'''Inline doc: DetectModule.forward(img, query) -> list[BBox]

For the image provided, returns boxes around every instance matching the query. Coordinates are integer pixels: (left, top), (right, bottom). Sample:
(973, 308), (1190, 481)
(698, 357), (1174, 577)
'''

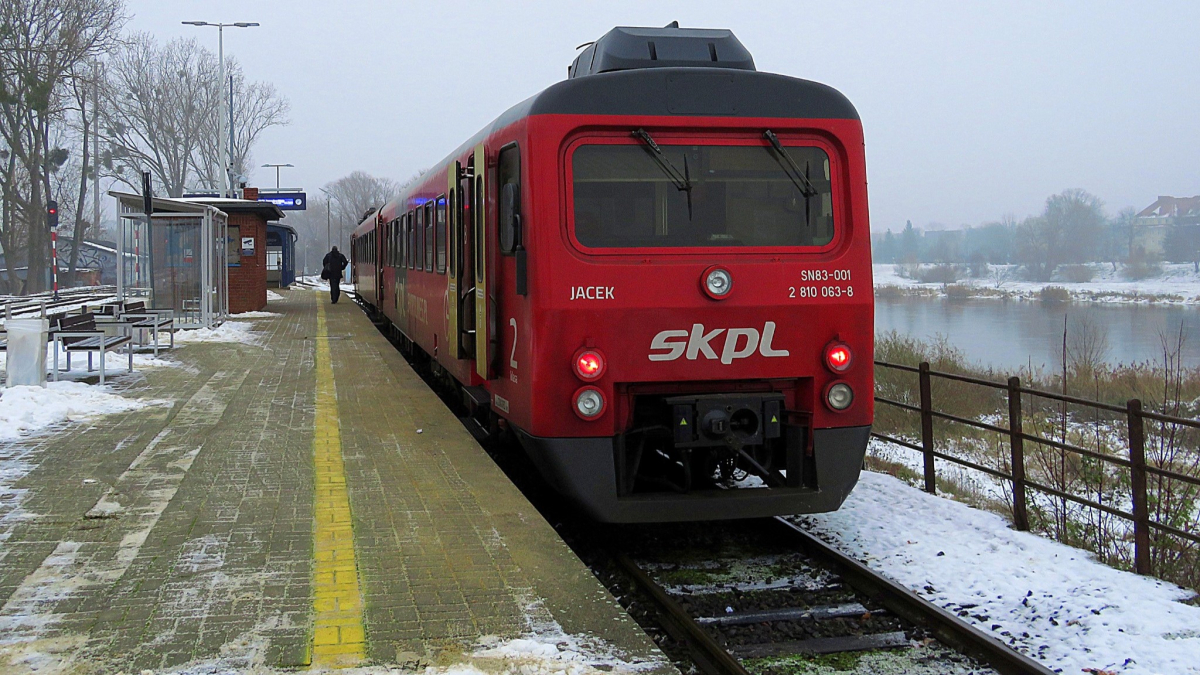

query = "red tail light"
(573, 348), (606, 381)
(825, 342), (852, 372)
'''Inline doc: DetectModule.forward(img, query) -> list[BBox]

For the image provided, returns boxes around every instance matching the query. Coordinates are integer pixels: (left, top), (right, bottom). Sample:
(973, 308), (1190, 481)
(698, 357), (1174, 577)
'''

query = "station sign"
(258, 191), (307, 211)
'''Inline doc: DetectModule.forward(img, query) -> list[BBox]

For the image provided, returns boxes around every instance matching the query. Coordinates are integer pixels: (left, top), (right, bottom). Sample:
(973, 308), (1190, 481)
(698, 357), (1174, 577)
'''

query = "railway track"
(605, 518), (1055, 675)
(1, 285), (118, 319)
(362, 299), (1056, 675)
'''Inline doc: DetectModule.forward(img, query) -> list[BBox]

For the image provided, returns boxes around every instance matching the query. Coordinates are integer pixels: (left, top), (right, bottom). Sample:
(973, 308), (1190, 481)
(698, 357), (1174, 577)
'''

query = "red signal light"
(825, 342), (852, 372)
(573, 348), (606, 381)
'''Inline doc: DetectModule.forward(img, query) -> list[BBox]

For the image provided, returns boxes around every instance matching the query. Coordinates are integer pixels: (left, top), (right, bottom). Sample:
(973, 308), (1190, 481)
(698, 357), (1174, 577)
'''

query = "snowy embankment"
(874, 263), (1200, 304)
(799, 470), (1200, 675)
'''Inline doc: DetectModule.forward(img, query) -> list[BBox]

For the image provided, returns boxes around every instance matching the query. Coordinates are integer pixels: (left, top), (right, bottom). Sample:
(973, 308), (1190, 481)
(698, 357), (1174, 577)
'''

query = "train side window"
(407, 211), (415, 269)
(417, 206), (426, 272)
(424, 203), (434, 272)
(497, 144), (521, 255)
(435, 195), (447, 274)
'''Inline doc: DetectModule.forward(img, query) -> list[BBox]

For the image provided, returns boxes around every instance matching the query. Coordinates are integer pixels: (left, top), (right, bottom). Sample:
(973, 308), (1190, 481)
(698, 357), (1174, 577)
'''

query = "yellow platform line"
(310, 299), (366, 668)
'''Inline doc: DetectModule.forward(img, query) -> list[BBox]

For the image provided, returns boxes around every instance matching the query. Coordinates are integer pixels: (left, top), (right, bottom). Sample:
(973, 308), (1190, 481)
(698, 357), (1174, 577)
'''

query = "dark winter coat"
(321, 250), (348, 280)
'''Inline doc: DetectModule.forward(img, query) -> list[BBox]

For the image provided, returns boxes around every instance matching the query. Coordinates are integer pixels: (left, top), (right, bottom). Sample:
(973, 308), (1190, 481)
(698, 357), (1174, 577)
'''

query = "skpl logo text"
(649, 322), (789, 364)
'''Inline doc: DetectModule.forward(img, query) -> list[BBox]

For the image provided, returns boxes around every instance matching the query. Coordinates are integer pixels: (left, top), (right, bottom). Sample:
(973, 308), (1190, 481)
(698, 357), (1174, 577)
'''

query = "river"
(875, 296), (1200, 371)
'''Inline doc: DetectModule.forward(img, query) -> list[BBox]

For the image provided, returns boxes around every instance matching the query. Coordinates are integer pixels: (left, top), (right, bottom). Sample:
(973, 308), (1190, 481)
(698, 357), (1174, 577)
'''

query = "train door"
(375, 215), (384, 303)
(378, 218), (389, 309)
(446, 164), (461, 359)
(472, 143), (490, 379)
(457, 157), (477, 360)
(495, 143), (522, 379)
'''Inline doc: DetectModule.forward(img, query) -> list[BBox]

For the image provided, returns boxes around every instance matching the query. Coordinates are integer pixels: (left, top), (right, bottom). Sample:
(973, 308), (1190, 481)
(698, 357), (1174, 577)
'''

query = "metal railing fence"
(872, 360), (1200, 578)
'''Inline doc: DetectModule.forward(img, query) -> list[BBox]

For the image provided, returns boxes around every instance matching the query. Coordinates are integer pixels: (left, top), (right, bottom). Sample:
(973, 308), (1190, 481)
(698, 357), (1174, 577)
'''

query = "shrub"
(1123, 247), (1161, 278)
(968, 252), (989, 278)
(1060, 264), (1095, 283)
(944, 284), (973, 300)
(1039, 286), (1071, 303)
(874, 285), (904, 299)
(916, 263), (960, 284)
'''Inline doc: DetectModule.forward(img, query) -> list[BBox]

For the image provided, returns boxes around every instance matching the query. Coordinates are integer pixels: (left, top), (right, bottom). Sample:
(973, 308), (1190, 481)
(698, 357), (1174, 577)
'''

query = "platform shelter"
(112, 191), (229, 328)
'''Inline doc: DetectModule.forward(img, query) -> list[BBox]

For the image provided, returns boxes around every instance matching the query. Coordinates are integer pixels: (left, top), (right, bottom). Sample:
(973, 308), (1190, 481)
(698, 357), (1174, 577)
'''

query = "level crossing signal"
(47, 200), (58, 229)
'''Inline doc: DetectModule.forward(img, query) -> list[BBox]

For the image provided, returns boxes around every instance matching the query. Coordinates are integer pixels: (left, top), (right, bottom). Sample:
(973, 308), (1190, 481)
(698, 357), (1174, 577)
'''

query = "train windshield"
(572, 143), (834, 249)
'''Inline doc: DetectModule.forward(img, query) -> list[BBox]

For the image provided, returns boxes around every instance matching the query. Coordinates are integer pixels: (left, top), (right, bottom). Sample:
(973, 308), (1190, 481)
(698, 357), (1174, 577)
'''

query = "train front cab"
(510, 110), (874, 524)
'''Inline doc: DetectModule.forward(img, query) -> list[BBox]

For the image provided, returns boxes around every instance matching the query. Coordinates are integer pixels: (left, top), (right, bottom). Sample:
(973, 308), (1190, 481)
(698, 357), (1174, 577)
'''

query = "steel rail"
(613, 552), (751, 675)
(772, 517), (1056, 675)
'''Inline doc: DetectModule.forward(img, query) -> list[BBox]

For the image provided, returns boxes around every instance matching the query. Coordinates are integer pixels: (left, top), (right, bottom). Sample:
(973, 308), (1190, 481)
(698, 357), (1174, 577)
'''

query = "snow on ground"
(0, 341), (179, 381)
(798, 470), (1200, 675)
(135, 626), (666, 675)
(0, 382), (164, 442)
(173, 321), (263, 345)
(228, 311), (280, 319)
(297, 275), (355, 293)
(874, 263), (1200, 304)
(266, 290), (284, 302)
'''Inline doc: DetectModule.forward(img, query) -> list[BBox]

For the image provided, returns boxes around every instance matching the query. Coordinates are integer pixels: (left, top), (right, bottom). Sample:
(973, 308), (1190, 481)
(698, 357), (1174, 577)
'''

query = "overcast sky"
(125, 0), (1199, 232)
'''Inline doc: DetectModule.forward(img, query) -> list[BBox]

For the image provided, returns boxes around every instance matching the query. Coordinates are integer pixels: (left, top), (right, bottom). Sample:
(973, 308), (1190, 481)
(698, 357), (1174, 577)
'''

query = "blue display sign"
(259, 192), (307, 211)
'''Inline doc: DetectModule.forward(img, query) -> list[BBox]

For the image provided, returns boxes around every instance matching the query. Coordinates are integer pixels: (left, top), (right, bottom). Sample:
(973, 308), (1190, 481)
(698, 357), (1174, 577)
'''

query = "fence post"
(1127, 399), (1151, 575)
(919, 362), (936, 494)
(1008, 376), (1029, 531)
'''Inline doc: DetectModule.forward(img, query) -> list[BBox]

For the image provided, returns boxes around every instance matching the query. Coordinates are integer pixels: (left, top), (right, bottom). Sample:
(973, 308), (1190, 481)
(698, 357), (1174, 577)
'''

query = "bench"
(118, 301), (175, 355)
(91, 300), (176, 355)
(52, 312), (133, 385)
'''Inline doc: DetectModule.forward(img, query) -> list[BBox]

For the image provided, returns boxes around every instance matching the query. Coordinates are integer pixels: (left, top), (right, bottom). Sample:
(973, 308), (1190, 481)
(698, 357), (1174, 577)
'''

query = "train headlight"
(573, 386), (606, 420)
(703, 266), (732, 299)
(824, 342), (853, 372)
(573, 348), (606, 381)
(826, 382), (854, 411)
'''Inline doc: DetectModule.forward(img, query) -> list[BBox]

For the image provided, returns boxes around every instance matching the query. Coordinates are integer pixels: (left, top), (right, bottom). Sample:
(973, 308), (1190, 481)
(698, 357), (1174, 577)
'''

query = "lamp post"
(182, 20), (259, 197)
(261, 163), (293, 191)
(318, 187), (338, 254)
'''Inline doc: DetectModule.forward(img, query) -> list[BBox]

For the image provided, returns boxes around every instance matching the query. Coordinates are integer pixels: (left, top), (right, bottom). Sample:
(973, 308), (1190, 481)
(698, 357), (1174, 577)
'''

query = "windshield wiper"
(632, 128), (693, 220)
(763, 130), (817, 199)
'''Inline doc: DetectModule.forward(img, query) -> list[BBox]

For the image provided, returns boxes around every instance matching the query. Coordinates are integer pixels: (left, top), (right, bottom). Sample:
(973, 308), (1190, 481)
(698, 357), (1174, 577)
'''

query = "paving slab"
(0, 289), (673, 675)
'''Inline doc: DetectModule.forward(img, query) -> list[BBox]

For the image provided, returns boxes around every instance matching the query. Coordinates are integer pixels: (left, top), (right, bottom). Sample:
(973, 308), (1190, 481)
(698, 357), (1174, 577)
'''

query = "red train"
(351, 24), (873, 523)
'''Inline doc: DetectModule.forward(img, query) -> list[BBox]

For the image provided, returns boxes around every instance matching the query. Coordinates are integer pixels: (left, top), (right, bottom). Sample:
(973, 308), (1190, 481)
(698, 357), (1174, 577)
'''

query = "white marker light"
(827, 383), (854, 411)
(574, 387), (605, 419)
(705, 268), (732, 297)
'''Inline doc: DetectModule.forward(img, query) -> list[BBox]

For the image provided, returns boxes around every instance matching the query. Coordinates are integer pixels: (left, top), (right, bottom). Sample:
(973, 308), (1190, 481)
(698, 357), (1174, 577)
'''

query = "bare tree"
(0, 0), (125, 293)
(101, 34), (218, 197)
(321, 171), (400, 249)
(100, 35), (289, 198)
(1017, 189), (1106, 282)
(192, 59), (290, 189)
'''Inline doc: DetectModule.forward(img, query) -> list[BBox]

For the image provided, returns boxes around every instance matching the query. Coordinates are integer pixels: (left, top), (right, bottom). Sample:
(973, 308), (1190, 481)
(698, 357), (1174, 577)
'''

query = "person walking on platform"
(322, 246), (349, 304)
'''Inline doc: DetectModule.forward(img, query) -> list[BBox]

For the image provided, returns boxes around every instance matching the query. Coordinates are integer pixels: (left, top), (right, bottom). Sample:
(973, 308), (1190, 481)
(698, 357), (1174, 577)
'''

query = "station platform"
(0, 290), (673, 674)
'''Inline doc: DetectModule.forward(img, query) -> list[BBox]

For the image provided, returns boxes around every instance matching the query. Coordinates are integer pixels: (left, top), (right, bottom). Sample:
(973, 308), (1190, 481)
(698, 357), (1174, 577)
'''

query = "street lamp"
(261, 163), (293, 191)
(182, 20), (260, 198)
(318, 187), (336, 254)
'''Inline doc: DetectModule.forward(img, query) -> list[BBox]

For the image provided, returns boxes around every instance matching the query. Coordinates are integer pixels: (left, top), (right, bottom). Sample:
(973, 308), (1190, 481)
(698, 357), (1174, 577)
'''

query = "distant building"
(1136, 195), (1200, 255)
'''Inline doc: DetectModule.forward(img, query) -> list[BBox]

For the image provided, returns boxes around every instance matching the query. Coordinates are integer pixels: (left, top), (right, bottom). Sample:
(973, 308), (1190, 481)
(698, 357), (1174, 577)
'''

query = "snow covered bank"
(874, 263), (1200, 305)
(798, 470), (1200, 675)
(0, 382), (164, 442)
